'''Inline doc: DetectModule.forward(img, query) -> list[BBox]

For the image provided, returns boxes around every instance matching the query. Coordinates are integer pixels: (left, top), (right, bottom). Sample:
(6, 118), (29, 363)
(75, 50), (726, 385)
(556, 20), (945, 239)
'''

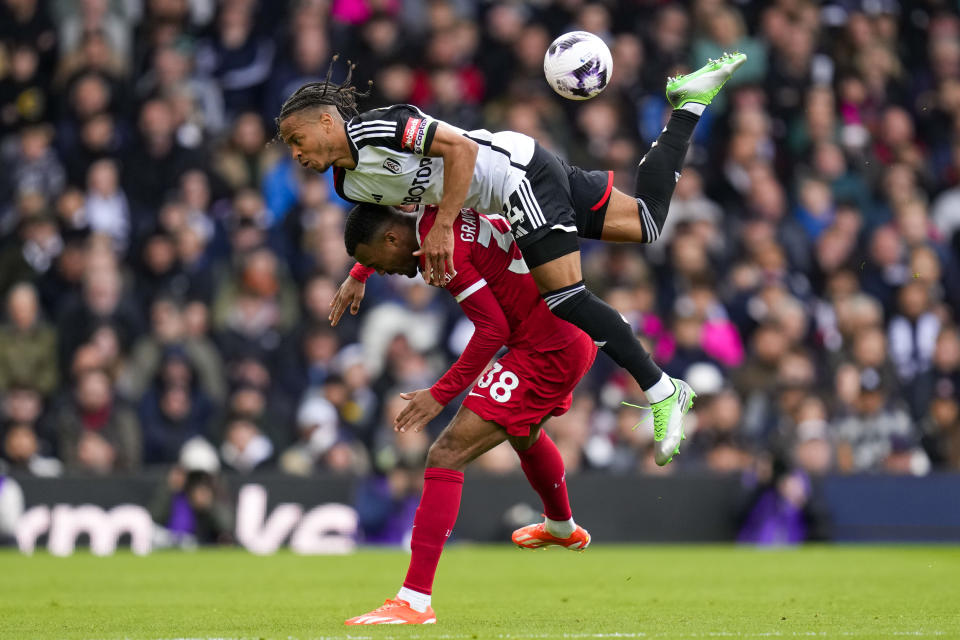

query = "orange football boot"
(512, 521), (591, 551)
(344, 598), (437, 625)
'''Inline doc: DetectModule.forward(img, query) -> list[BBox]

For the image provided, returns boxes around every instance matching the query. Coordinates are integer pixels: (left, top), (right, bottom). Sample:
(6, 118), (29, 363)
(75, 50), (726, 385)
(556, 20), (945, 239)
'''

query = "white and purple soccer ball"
(543, 31), (613, 100)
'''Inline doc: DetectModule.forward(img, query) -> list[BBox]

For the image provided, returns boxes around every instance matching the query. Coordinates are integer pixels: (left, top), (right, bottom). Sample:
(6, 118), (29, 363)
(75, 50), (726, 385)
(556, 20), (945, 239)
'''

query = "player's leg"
(528, 249), (664, 390)
(399, 409), (504, 606)
(589, 52), (747, 244)
(346, 407), (505, 625)
(510, 423), (573, 533)
(528, 248), (693, 466)
(505, 336), (596, 549)
(597, 108), (701, 244)
(508, 423), (590, 550)
(508, 145), (692, 465)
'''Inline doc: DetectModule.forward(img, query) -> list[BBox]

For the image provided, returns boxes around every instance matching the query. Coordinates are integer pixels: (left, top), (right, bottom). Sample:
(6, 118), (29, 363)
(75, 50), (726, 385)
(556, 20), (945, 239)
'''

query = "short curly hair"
(343, 203), (403, 257)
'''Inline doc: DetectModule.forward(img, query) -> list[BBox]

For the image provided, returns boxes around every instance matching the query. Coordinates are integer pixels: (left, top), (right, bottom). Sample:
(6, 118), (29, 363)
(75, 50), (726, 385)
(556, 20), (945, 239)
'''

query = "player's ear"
(317, 111), (332, 132)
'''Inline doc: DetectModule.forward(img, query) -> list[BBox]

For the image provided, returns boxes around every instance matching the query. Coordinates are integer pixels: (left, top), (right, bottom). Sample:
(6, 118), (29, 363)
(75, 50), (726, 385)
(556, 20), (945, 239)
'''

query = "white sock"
(397, 586), (431, 613)
(643, 372), (676, 403)
(544, 517), (577, 538)
(680, 102), (706, 116)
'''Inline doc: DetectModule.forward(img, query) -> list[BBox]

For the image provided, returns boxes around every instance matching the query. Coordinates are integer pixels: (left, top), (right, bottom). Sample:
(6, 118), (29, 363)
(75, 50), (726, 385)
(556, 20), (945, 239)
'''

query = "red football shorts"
(462, 331), (597, 436)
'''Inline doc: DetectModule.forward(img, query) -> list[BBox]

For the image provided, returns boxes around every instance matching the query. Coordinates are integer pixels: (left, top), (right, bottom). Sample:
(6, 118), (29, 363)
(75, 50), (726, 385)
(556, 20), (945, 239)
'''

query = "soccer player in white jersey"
(278, 53), (747, 465)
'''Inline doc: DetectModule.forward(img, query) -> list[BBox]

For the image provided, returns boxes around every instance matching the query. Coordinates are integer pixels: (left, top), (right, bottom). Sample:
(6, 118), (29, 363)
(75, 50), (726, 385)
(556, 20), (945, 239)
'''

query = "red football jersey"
(414, 206), (587, 405)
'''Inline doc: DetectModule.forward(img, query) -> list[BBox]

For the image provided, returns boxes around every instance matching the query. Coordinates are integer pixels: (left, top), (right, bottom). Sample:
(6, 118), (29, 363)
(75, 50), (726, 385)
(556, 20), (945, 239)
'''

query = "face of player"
(278, 109), (351, 173)
(353, 226), (420, 278)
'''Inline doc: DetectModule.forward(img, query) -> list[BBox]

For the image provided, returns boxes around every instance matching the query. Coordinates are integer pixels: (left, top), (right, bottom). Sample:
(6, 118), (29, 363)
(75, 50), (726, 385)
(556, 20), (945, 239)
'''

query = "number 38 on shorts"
(476, 362), (520, 403)
(461, 335), (597, 438)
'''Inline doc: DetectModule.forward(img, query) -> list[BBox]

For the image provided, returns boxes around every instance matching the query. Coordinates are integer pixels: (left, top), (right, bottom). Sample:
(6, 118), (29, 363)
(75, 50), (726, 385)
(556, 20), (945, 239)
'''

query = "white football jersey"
(332, 104), (535, 217)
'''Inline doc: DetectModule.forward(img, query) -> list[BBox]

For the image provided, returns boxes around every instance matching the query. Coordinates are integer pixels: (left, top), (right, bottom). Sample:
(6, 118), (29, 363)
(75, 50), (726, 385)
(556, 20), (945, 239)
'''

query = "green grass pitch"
(1, 545), (958, 639)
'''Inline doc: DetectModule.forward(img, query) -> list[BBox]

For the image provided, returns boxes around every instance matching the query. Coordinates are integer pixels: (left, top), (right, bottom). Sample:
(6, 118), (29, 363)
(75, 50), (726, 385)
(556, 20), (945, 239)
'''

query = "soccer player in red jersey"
(337, 204), (596, 625)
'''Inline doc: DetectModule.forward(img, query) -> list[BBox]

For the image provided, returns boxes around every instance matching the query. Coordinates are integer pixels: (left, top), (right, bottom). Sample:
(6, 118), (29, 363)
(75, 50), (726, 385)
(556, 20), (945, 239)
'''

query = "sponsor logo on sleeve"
(402, 117), (432, 154)
(402, 118), (421, 150)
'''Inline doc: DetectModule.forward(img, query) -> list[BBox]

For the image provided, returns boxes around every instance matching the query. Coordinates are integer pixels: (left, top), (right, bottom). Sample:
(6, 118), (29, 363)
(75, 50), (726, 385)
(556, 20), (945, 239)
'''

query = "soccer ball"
(543, 31), (613, 100)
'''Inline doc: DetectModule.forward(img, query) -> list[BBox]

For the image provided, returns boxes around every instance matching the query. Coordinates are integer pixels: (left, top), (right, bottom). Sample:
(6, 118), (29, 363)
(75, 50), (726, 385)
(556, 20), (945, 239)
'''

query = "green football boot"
(649, 378), (695, 466)
(666, 52), (747, 109)
(625, 378), (696, 466)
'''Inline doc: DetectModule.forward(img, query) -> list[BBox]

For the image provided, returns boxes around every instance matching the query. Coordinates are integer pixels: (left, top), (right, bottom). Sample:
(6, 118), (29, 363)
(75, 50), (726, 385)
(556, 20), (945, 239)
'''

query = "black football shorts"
(502, 143), (614, 269)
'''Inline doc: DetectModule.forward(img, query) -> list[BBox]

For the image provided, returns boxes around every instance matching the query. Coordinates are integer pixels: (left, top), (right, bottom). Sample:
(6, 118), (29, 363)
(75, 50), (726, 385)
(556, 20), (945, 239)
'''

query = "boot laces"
(622, 400), (670, 439)
(374, 599), (406, 612)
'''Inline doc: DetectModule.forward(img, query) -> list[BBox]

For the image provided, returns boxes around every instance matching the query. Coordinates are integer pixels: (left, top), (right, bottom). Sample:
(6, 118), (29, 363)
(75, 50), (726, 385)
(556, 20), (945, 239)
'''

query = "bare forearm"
(436, 140), (478, 225)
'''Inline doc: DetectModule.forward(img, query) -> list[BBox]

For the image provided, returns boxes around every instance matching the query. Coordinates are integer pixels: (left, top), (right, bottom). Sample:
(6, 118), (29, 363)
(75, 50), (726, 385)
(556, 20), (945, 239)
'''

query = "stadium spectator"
(2, 124), (65, 205)
(120, 296), (225, 404)
(1, 385), (54, 474)
(920, 379), (960, 470)
(833, 367), (918, 474)
(138, 349), (217, 465)
(135, 42), (225, 138)
(787, 395), (835, 476)
(737, 460), (831, 545)
(691, 6), (766, 89)
(3, 421), (63, 476)
(0, 282), (58, 396)
(194, 3), (275, 119)
(56, 249), (141, 369)
(230, 354), (296, 446)
(0, 43), (51, 135)
(150, 436), (234, 546)
(264, 24), (333, 122)
(211, 111), (277, 192)
(121, 99), (202, 218)
(50, 368), (141, 473)
(909, 325), (960, 422)
(0, 205), (62, 297)
(280, 390), (363, 475)
(220, 417), (273, 473)
(84, 158), (130, 251)
(888, 281), (941, 384)
(212, 245), (300, 361)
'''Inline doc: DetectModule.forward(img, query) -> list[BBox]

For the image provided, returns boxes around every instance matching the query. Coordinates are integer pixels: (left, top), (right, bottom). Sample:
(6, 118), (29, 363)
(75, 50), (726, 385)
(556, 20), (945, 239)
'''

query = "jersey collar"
(344, 118), (359, 167)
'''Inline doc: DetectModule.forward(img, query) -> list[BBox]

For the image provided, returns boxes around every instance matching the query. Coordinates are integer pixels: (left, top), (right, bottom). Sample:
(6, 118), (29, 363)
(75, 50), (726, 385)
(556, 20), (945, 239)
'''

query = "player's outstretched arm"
(329, 265), (371, 326)
(416, 124), (478, 286)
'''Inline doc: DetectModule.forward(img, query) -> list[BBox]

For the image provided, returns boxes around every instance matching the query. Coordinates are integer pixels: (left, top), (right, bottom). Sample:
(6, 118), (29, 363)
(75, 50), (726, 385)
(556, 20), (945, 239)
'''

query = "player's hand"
(414, 222), (456, 286)
(395, 388), (443, 433)
(329, 275), (365, 326)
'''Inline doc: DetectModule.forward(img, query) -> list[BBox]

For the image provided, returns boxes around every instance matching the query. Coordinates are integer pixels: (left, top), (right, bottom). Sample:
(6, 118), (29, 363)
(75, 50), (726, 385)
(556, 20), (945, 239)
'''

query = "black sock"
(634, 109), (700, 243)
(543, 282), (663, 390)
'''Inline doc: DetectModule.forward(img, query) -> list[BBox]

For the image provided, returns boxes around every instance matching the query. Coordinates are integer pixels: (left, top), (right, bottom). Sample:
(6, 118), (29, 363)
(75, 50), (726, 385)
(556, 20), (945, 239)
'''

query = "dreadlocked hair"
(275, 55), (373, 128)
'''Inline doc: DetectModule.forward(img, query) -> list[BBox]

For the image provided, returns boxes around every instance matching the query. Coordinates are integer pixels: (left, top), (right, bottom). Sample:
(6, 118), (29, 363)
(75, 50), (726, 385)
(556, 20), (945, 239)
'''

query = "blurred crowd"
(1, 0), (959, 515)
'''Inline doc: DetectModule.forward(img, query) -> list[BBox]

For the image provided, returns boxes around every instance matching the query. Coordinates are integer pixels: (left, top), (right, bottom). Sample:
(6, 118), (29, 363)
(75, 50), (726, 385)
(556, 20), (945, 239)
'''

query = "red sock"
(514, 431), (572, 521)
(402, 467), (464, 595)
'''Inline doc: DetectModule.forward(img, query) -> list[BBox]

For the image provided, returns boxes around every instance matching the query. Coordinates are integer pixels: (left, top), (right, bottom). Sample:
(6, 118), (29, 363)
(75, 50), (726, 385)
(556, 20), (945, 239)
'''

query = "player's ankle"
(544, 517), (577, 538)
(398, 586), (432, 613)
(679, 102), (706, 116)
(644, 372), (675, 404)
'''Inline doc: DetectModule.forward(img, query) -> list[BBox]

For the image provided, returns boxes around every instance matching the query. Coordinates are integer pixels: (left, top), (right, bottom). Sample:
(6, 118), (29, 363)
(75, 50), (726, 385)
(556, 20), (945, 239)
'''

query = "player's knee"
(637, 197), (668, 244)
(508, 427), (541, 452)
(425, 439), (467, 471)
(542, 282), (590, 321)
